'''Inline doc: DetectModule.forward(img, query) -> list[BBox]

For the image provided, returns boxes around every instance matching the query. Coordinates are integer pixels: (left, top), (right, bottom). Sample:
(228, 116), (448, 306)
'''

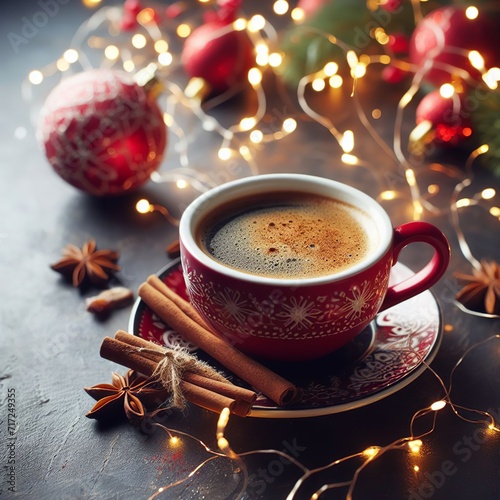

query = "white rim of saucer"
(179, 174), (393, 287)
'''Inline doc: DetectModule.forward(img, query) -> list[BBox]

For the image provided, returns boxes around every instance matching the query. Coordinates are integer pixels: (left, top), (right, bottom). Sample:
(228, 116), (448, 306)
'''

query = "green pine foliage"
(279, 0), (371, 86)
(278, 0), (500, 176)
(278, 0), (439, 86)
(472, 89), (500, 176)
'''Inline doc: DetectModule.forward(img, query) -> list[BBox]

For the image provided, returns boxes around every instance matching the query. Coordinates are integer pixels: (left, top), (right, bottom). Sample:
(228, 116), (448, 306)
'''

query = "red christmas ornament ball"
(379, 0), (402, 13)
(387, 33), (409, 55)
(181, 20), (254, 94)
(382, 65), (408, 84)
(416, 89), (472, 146)
(124, 0), (142, 16)
(38, 69), (167, 196)
(409, 6), (499, 87)
(297, 0), (329, 17)
(121, 0), (142, 31)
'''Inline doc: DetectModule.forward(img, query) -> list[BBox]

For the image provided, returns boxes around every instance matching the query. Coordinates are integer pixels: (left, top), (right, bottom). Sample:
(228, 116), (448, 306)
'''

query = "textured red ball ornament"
(38, 69), (167, 196)
(181, 15), (254, 95)
(409, 6), (499, 87)
(415, 89), (472, 146)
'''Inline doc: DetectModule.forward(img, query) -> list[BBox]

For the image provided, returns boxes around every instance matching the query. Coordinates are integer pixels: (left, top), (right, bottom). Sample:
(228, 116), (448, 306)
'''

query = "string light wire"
(23, 1), (500, 496)
(450, 145), (490, 271)
(293, 27), (393, 195)
(25, 0), (498, 235)
(146, 335), (499, 499)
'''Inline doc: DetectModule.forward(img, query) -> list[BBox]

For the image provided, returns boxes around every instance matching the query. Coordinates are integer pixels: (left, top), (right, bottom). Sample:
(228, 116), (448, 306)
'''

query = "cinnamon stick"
(179, 381), (247, 416)
(114, 330), (168, 361)
(100, 336), (252, 417)
(146, 274), (209, 329)
(165, 239), (180, 258)
(138, 282), (298, 406)
(101, 337), (157, 376)
(183, 372), (256, 404)
(114, 330), (257, 404)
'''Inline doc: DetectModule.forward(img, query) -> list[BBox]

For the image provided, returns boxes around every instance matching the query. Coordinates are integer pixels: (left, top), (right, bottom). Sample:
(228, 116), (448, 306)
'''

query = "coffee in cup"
(197, 192), (375, 279)
(179, 174), (450, 362)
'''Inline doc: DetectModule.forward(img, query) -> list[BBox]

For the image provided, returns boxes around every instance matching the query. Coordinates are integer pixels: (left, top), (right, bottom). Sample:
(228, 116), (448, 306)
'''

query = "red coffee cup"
(179, 174), (450, 362)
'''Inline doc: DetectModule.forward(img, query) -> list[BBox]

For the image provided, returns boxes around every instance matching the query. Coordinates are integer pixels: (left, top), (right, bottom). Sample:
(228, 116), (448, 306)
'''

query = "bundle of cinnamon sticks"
(101, 331), (257, 417)
(99, 275), (298, 417)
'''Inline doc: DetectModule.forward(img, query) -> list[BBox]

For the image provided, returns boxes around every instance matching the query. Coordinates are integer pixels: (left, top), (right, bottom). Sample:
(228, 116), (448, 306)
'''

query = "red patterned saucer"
(129, 260), (442, 418)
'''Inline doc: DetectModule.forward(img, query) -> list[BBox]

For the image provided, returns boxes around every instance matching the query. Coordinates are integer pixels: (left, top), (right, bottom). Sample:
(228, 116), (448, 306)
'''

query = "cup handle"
(379, 221), (450, 311)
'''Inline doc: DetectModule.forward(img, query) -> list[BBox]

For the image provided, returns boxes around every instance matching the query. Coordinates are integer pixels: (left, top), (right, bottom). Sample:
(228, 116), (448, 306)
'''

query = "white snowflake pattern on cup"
(183, 266), (205, 298)
(339, 280), (378, 320)
(276, 296), (324, 330)
(211, 287), (255, 322)
(183, 262), (391, 340)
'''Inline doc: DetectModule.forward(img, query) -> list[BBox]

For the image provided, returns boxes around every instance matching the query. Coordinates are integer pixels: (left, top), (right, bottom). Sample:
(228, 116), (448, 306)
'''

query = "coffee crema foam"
(199, 193), (374, 279)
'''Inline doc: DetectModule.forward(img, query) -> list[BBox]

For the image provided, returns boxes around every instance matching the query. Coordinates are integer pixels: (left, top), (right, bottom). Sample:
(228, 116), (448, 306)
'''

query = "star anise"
(51, 240), (120, 287)
(455, 260), (500, 315)
(84, 370), (169, 425)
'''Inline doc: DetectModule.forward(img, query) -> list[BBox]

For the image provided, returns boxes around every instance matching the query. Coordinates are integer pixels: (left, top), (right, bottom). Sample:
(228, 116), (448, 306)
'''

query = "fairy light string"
(291, 22), (498, 224)
(450, 144), (492, 271)
(22, 0), (500, 497)
(24, 3), (286, 192)
(144, 334), (499, 499)
(24, 0), (499, 232)
(135, 198), (180, 226)
(292, 26), (406, 198)
(449, 144), (500, 319)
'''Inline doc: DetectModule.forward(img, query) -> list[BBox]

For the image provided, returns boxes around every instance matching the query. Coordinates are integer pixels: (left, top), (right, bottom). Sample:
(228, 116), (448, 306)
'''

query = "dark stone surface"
(1, 2), (499, 499)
